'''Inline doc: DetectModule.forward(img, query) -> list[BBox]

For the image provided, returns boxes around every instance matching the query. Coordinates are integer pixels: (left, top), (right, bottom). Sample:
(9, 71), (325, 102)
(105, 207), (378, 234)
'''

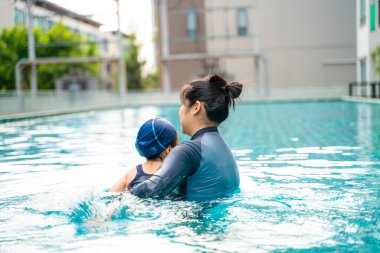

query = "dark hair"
(180, 74), (242, 124)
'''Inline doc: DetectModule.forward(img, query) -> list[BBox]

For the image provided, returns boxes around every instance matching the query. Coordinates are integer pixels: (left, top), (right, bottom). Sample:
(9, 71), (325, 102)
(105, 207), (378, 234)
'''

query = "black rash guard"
(128, 164), (152, 191)
(129, 126), (240, 201)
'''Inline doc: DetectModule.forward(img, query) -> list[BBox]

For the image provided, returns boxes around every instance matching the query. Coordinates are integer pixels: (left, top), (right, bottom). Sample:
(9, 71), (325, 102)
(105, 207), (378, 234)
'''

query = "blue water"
(0, 100), (379, 252)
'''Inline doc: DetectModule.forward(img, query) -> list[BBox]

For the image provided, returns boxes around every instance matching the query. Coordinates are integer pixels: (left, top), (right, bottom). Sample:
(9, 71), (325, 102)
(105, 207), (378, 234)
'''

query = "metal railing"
(348, 82), (380, 99)
(0, 90), (120, 116)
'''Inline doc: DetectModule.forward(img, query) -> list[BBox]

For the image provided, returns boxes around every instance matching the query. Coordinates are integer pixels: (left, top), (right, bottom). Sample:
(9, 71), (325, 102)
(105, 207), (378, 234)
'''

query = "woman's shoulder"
(175, 139), (202, 153)
(167, 140), (202, 166)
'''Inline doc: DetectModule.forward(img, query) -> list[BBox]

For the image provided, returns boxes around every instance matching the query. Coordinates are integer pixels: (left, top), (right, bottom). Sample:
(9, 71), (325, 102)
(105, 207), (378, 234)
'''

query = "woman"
(130, 74), (243, 201)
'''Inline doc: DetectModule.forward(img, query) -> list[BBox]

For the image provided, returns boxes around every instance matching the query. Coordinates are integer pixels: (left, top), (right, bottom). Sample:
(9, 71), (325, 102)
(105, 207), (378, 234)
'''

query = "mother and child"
(111, 74), (243, 201)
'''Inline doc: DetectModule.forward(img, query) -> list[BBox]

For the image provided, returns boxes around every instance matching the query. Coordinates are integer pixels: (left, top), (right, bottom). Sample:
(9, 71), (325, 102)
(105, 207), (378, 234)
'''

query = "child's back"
(111, 118), (178, 192)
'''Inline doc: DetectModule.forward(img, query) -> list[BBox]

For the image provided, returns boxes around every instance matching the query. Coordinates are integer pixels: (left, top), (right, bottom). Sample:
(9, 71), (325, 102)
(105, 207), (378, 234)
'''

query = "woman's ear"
(192, 101), (202, 116)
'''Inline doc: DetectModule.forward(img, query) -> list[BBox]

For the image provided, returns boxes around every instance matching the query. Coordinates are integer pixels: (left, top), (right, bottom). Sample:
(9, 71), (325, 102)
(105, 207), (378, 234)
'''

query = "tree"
(0, 22), (99, 91)
(0, 25), (30, 91)
(0, 23), (157, 92)
(36, 22), (99, 89)
(142, 67), (159, 90)
(124, 34), (145, 90)
(372, 46), (380, 78)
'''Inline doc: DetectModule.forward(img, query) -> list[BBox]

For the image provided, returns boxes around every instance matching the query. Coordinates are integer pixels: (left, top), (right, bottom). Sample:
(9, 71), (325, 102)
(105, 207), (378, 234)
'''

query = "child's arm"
(110, 167), (137, 192)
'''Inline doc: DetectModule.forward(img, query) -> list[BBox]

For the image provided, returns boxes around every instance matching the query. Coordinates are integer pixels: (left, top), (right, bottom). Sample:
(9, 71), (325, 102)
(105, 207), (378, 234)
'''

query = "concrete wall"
(205, 0), (256, 87)
(165, 0), (206, 90)
(0, 0), (14, 29)
(157, 0), (357, 94)
(168, 59), (205, 90)
(256, 0), (356, 88)
(205, 0), (255, 53)
(356, 0), (370, 82)
(204, 0), (357, 90)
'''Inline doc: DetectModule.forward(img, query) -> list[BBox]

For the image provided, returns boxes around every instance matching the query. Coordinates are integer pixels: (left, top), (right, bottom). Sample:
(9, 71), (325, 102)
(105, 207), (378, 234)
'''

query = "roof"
(34, 0), (102, 28)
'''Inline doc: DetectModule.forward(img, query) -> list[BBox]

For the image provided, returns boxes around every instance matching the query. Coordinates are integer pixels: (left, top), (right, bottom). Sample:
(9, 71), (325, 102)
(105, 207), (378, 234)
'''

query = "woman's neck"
(190, 122), (217, 137)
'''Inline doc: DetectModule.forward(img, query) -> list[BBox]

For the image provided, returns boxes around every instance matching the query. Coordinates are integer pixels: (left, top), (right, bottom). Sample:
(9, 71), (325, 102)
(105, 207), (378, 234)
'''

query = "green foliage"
(0, 25), (29, 91)
(142, 67), (159, 90)
(0, 22), (155, 92)
(372, 46), (380, 78)
(36, 22), (99, 89)
(124, 34), (145, 90)
(0, 22), (99, 91)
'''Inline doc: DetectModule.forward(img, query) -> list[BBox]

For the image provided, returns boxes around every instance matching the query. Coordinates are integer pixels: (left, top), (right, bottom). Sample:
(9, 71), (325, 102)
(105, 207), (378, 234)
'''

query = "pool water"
(0, 100), (379, 252)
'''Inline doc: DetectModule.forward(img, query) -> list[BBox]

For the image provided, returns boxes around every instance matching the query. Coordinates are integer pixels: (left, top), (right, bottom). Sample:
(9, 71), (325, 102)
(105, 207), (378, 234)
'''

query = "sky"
(50, 0), (156, 73)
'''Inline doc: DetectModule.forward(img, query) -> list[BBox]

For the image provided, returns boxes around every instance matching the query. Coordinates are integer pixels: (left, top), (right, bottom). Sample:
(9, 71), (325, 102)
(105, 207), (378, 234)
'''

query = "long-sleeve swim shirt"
(129, 126), (240, 201)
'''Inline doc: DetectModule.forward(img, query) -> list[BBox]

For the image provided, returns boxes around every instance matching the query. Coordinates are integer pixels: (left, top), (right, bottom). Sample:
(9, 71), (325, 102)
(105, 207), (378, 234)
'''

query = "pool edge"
(2, 96), (376, 123)
(341, 96), (380, 104)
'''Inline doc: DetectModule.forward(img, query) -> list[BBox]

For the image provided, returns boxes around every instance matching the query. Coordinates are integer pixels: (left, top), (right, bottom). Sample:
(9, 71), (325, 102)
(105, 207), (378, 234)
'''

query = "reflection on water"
(0, 101), (379, 252)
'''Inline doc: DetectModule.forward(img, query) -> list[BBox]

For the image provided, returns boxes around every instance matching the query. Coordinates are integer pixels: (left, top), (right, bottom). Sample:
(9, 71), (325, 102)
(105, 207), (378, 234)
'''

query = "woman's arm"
(129, 141), (201, 198)
(110, 167), (137, 192)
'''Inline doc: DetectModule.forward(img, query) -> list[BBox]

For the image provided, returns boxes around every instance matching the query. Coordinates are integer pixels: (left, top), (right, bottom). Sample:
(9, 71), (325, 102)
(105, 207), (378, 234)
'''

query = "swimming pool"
(0, 100), (379, 252)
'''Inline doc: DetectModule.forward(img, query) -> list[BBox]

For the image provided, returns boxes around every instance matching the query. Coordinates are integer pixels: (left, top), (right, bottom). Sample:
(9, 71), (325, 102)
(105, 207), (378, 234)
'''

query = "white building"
(0, 0), (126, 91)
(0, 0), (120, 57)
(357, 0), (380, 83)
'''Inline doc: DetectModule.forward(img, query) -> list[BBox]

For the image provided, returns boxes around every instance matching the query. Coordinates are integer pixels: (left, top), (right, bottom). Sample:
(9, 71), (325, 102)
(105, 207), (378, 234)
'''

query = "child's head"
(135, 118), (179, 161)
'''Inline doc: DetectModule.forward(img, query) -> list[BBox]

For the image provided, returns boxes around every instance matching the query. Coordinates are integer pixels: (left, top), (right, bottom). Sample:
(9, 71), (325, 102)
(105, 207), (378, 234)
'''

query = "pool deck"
(341, 96), (380, 104)
(1, 88), (379, 122)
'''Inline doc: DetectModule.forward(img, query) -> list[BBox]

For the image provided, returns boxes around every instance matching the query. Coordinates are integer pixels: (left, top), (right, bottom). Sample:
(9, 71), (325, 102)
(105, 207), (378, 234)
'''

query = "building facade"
(0, 0), (123, 91)
(357, 0), (380, 83)
(0, 0), (119, 56)
(156, 0), (357, 95)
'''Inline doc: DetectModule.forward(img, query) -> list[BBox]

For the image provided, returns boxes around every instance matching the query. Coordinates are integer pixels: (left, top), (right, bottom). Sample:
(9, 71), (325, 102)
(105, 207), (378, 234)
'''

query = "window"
(47, 20), (56, 29)
(370, 1), (376, 31)
(187, 10), (198, 40)
(360, 58), (367, 82)
(87, 33), (97, 42)
(14, 8), (25, 25)
(360, 0), (366, 26)
(33, 16), (46, 30)
(237, 8), (247, 36)
(40, 17), (47, 30)
(101, 39), (108, 52)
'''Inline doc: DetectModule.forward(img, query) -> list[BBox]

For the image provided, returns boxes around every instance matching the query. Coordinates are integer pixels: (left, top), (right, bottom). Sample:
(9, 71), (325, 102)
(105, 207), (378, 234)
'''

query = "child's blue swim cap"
(135, 118), (177, 158)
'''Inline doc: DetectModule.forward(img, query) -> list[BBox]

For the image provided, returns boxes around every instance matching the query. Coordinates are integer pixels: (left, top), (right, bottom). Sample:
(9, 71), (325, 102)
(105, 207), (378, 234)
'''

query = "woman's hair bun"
(209, 74), (227, 85)
(226, 81), (243, 99)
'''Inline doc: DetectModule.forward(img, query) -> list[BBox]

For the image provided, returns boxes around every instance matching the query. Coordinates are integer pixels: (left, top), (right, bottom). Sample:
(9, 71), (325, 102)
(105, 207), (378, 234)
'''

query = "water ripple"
(0, 101), (379, 252)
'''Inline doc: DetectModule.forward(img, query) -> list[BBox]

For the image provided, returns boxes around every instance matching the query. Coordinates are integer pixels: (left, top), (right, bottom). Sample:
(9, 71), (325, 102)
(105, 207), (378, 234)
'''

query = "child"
(110, 117), (179, 192)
